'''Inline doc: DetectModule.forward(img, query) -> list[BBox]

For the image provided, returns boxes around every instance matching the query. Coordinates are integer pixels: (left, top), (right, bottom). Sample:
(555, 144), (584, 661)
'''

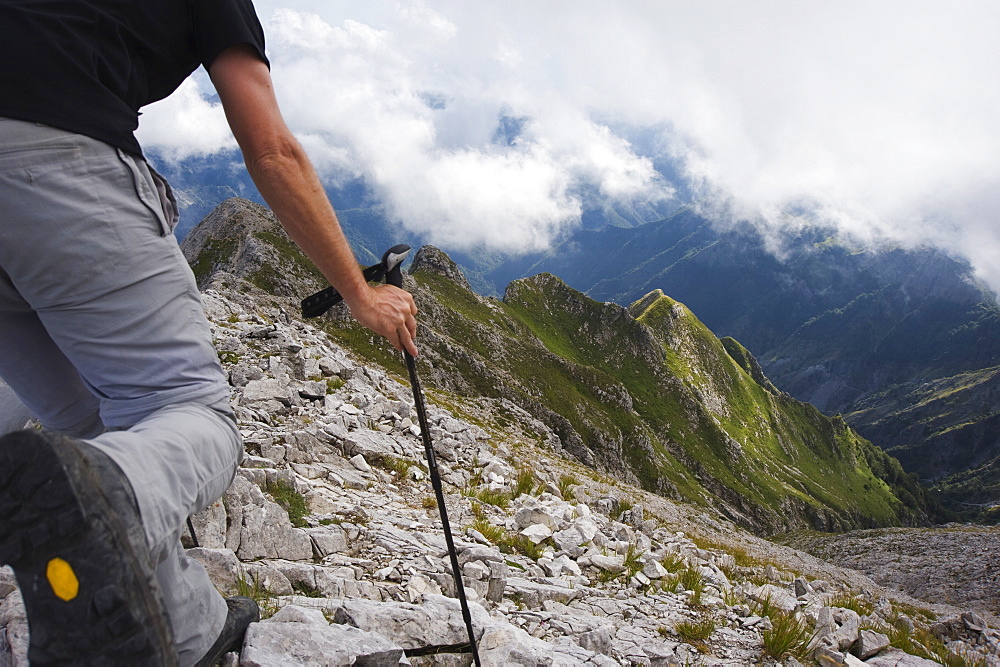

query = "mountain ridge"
(180, 198), (932, 535)
(444, 210), (1000, 518)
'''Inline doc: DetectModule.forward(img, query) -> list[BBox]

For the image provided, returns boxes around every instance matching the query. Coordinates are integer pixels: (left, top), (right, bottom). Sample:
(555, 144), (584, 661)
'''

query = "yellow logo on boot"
(46, 558), (79, 601)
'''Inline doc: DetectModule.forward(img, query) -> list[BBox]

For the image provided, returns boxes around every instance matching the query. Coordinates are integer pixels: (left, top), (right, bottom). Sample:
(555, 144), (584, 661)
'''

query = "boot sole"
(0, 430), (177, 665)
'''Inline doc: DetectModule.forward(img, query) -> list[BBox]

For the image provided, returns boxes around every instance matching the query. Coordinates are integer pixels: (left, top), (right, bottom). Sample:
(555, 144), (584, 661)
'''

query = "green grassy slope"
(317, 249), (929, 534)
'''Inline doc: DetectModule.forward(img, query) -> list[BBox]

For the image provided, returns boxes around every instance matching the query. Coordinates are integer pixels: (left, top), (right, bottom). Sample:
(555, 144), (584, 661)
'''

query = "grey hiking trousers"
(0, 117), (240, 664)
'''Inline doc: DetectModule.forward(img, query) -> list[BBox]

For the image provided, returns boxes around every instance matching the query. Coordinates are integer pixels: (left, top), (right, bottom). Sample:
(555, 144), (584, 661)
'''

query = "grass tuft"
(512, 468), (539, 498)
(761, 611), (814, 661)
(829, 592), (874, 616)
(471, 517), (506, 544)
(472, 486), (511, 509)
(679, 566), (705, 605)
(623, 543), (644, 578)
(266, 478), (308, 528)
(675, 616), (716, 652)
(235, 568), (279, 619)
(556, 473), (578, 500)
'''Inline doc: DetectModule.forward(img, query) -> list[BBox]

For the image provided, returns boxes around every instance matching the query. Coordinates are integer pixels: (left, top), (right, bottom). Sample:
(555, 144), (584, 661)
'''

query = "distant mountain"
(453, 210), (1000, 519)
(180, 198), (933, 534)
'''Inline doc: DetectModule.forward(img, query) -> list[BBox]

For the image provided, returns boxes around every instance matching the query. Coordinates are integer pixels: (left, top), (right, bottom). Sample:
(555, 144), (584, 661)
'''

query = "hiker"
(0, 0), (417, 664)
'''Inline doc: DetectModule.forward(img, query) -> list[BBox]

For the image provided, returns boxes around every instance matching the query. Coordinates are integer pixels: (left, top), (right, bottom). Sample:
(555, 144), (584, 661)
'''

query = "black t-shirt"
(0, 0), (268, 155)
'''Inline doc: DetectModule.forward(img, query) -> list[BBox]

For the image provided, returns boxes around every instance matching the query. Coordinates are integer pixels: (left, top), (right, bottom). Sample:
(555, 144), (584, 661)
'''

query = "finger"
(396, 316), (418, 357)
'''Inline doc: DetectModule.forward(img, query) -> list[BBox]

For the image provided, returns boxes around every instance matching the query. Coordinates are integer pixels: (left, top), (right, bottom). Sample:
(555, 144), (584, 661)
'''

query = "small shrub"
(217, 350), (240, 365)
(326, 377), (346, 393)
(421, 496), (438, 510)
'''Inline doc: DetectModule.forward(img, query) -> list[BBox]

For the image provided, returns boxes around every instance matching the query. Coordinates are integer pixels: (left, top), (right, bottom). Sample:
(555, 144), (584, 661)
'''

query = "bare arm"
(208, 44), (418, 355)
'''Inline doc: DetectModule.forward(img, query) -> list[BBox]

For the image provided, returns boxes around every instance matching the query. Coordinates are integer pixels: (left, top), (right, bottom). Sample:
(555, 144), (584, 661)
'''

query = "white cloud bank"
(138, 0), (1000, 289)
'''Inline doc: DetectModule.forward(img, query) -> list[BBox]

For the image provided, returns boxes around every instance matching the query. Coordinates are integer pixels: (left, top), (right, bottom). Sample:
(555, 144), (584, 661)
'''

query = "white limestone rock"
(241, 621), (407, 666)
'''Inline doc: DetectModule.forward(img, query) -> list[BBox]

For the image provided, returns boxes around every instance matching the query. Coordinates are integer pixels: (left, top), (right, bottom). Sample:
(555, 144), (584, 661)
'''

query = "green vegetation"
(760, 611), (814, 661)
(248, 231), (327, 296)
(678, 566), (705, 605)
(556, 474), (579, 501)
(368, 453), (423, 479)
(470, 517), (506, 544)
(660, 553), (686, 574)
(828, 592), (875, 617)
(302, 247), (933, 534)
(464, 486), (511, 509)
(234, 568), (279, 619)
(291, 581), (324, 598)
(512, 468), (540, 498)
(881, 611), (981, 666)
(266, 478), (309, 528)
(623, 543), (644, 578)
(465, 511), (546, 560)
(191, 238), (237, 285)
(674, 616), (716, 652)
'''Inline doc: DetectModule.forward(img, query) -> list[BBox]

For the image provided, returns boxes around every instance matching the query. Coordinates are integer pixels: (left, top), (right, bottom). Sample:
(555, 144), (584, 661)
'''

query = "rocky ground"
(2, 286), (999, 666)
(778, 526), (1000, 619)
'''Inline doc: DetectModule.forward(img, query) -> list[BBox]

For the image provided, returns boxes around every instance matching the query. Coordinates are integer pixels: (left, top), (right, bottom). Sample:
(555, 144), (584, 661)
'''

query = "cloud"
(135, 77), (235, 161)
(137, 1), (1000, 288)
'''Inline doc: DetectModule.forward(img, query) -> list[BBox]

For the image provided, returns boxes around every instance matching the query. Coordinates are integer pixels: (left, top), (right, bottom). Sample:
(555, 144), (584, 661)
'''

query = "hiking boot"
(0, 430), (177, 665)
(194, 595), (260, 666)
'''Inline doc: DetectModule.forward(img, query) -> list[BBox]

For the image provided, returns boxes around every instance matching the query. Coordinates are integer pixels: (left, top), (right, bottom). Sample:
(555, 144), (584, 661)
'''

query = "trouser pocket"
(116, 149), (178, 236)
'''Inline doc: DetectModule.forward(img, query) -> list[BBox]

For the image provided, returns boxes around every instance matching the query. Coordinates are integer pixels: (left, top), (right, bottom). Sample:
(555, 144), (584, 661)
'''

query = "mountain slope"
(456, 209), (1000, 517)
(179, 199), (932, 535)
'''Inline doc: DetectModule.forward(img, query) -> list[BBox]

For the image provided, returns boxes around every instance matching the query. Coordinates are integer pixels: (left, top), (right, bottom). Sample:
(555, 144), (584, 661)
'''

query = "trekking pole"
(302, 246), (481, 663)
(384, 254), (482, 666)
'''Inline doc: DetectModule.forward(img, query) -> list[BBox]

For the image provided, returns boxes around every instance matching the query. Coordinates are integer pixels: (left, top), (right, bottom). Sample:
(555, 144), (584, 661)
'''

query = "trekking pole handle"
(300, 244), (410, 319)
(383, 244), (409, 290)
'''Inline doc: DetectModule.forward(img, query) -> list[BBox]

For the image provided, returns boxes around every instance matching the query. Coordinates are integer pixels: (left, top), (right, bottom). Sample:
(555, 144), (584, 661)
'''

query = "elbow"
(244, 134), (304, 182)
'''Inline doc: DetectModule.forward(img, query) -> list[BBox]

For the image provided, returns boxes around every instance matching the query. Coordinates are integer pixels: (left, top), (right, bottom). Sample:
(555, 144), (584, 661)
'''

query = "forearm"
(243, 136), (369, 310)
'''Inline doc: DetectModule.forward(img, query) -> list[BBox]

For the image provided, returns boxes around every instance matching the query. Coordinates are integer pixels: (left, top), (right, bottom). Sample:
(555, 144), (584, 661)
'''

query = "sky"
(137, 1), (1000, 291)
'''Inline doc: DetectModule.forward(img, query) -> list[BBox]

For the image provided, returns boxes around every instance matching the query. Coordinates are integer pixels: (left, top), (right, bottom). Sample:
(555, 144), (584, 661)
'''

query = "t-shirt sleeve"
(193, 0), (269, 70)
